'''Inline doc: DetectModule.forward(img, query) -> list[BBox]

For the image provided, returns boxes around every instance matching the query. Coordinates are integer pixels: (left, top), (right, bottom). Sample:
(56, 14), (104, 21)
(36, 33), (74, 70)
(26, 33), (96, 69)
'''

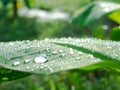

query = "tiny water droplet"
(69, 48), (74, 55)
(25, 47), (30, 53)
(24, 59), (31, 64)
(60, 53), (66, 58)
(75, 39), (80, 42)
(88, 54), (94, 59)
(26, 66), (30, 70)
(75, 57), (81, 60)
(34, 54), (48, 63)
(78, 52), (83, 55)
(12, 61), (21, 66)
(52, 51), (58, 55)
(59, 50), (63, 53)
(9, 42), (14, 45)
(45, 48), (50, 52)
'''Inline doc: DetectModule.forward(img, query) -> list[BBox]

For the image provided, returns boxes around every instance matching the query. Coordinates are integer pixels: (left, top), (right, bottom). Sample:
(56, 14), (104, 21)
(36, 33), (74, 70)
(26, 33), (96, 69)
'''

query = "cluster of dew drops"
(1, 37), (119, 73)
(0, 38), (87, 72)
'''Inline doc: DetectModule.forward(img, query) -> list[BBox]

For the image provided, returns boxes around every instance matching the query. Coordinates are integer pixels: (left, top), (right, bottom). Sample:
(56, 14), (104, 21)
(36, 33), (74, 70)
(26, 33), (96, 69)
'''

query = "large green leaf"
(0, 38), (120, 82)
(72, 1), (120, 26)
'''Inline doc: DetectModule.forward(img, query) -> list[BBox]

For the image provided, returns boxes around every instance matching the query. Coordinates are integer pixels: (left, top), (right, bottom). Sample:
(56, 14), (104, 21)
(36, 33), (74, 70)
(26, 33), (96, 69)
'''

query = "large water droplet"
(12, 61), (21, 66)
(34, 54), (48, 63)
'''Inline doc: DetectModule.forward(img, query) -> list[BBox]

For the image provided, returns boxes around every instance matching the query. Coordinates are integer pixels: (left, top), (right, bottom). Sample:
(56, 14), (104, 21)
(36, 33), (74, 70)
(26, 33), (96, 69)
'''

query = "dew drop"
(12, 61), (21, 66)
(26, 66), (30, 70)
(75, 57), (81, 60)
(60, 53), (66, 58)
(59, 50), (63, 53)
(52, 51), (58, 55)
(34, 54), (48, 63)
(9, 42), (14, 46)
(24, 59), (31, 64)
(88, 54), (94, 59)
(25, 47), (30, 53)
(45, 48), (50, 52)
(69, 48), (74, 55)
(78, 52), (83, 55)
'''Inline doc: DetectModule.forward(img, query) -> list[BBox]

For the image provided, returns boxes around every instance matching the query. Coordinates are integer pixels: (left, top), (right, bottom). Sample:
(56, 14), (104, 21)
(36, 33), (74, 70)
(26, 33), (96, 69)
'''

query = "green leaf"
(110, 27), (120, 41)
(2, 0), (10, 6)
(0, 67), (30, 82)
(108, 9), (120, 24)
(72, 1), (120, 26)
(0, 38), (120, 82)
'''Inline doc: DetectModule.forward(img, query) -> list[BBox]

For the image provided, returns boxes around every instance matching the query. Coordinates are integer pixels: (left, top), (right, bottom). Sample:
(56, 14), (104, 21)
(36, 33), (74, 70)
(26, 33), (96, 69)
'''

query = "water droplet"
(26, 66), (30, 70)
(24, 59), (31, 64)
(25, 47), (30, 53)
(60, 53), (66, 58)
(88, 54), (94, 59)
(75, 39), (80, 42)
(34, 54), (48, 63)
(59, 50), (63, 53)
(9, 42), (14, 46)
(77, 52), (83, 55)
(75, 57), (81, 60)
(52, 51), (58, 55)
(45, 48), (50, 52)
(69, 48), (74, 55)
(12, 61), (21, 66)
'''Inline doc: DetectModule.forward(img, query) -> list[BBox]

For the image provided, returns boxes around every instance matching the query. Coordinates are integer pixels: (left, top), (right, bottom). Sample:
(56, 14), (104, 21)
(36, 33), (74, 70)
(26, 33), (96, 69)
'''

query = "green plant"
(72, 1), (120, 26)
(1, 0), (31, 17)
(0, 38), (120, 83)
(72, 1), (120, 40)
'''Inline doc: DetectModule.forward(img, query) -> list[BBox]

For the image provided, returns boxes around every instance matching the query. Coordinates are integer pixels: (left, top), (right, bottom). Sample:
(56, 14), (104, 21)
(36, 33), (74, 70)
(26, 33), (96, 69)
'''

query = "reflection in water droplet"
(34, 54), (48, 63)
(12, 61), (21, 66)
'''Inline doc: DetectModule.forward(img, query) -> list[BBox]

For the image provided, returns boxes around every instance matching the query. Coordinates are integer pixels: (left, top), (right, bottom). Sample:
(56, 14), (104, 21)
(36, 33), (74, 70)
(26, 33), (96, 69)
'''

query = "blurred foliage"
(110, 27), (120, 41)
(0, 0), (120, 90)
(109, 9), (120, 24)
(72, 1), (120, 26)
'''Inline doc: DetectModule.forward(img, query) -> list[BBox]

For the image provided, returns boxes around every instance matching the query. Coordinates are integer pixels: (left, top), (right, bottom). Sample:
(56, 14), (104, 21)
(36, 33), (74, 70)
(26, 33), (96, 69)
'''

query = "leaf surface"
(0, 38), (120, 81)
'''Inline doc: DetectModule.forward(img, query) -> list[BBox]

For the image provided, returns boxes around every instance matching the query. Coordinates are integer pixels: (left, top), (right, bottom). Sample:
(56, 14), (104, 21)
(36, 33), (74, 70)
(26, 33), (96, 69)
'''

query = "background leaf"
(72, 1), (120, 26)
(108, 9), (120, 24)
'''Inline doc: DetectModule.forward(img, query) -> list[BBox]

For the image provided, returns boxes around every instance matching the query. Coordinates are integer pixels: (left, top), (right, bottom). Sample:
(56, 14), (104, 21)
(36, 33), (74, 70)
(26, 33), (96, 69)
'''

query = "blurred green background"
(0, 0), (120, 90)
